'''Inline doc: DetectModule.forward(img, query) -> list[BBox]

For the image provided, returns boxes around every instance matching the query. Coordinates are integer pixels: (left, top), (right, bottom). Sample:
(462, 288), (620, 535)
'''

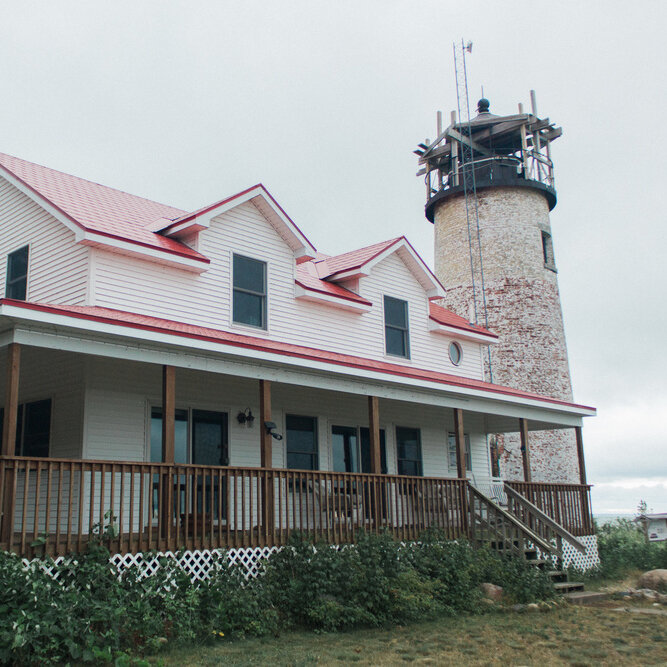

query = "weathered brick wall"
(433, 186), (580, 483)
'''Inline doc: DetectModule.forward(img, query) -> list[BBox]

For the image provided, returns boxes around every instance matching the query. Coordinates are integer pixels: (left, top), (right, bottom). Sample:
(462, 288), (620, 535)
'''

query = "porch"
(0, 455), (593, 558)
(0, 311), (595, 560)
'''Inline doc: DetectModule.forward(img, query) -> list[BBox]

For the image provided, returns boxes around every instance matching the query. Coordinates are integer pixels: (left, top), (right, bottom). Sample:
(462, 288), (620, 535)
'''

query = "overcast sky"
(1, 0), (664, 513)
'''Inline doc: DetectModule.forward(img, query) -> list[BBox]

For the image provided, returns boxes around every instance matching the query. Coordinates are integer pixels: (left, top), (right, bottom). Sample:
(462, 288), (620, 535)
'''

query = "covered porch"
(0, 305), (595, 558)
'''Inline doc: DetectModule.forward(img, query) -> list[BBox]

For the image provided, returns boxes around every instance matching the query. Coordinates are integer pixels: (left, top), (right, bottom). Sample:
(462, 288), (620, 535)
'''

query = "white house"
(0, 151), (597, 568)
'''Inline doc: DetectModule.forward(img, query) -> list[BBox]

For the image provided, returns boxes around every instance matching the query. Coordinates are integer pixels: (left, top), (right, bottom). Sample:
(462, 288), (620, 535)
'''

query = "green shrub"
(0, 531), (558, 663)
(589, 519), (667, 580)
(198, 560), (278, 638)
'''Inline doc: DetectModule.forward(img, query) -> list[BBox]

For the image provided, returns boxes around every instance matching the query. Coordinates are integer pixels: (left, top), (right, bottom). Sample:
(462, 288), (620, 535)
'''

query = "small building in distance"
(638, 514), (667, 542)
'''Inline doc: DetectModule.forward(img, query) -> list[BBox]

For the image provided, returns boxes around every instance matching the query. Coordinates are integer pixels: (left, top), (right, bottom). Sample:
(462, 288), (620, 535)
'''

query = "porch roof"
(0, 299), (595, 425)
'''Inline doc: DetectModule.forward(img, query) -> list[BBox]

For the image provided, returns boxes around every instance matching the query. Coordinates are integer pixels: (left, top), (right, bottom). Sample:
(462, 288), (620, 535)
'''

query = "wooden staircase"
(469, 484), (586, 595)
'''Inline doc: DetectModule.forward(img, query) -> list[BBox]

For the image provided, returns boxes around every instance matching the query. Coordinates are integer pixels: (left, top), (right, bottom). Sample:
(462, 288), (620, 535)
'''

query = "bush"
(261, 531), (554, 630)
(198, 561), (278, 638)
(0, 531), (557, 663)
(590, 519), (667, 580)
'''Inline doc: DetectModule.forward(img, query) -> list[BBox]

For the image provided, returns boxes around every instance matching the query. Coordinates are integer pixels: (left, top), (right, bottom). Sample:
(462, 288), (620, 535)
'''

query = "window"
(150, 408), (228, 465)
(286, 415), (318, 470)
(150, 408), (189, 463)
(448, 432), (472, 472)
(541, 231), (556, 271)
(396, 426), (422, 476)
(149, 408), (228, 520)
(359, 427), (387, 474)
(384, 296), (409, 358)
(233, 254), (266, 328)
(5, 245), (29, 300)
(0, 398), (52, 457)
(331, 426), (387, 474)
(332, 426), (358, 473)
(449, 341), (462, 366)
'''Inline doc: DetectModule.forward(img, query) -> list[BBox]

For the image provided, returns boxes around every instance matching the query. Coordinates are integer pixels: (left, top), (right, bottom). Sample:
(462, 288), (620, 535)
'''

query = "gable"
(319, 237), (445, 299)
(159, 184), (316, 261)
(0, 152), (208, 271)
(0, 175), (88, 305)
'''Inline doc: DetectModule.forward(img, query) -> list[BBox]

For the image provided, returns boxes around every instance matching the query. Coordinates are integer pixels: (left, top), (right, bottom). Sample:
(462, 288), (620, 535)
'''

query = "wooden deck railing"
(504, 485), (587, 558)
(505, 481), (594, 536)
(0, 456), (469, 557)
(468, 485), (556, 559)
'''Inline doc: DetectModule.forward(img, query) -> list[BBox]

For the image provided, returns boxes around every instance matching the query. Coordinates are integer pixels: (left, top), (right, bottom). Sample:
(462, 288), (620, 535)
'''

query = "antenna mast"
(452, 39), (493, 381)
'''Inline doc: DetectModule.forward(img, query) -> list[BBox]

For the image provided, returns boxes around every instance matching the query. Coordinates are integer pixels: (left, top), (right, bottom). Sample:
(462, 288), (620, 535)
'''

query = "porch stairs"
(469, 484), (585, 595)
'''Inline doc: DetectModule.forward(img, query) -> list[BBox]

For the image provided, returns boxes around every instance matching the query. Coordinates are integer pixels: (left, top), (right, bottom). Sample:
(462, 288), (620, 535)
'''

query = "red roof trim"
(0, 161), (86, 232)
(322, 236), (447, 295)
(0, 158), (206, 263)
(400, 236), (448, 294)
(295, 280), (372, 305)
(428, 302), (497, 338)
(85, 229), (210, 263)
(428, 315), (498, 339)
(323, 237), (403, 277)
(0, 299), (595, 413)
(162, 183), (316, 253)
(161, 183), (262, 229)
(257, 185), (316, 253)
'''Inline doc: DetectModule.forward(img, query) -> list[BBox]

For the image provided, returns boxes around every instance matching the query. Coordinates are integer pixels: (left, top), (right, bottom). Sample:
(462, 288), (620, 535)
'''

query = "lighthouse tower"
(416, 95), (580, 483)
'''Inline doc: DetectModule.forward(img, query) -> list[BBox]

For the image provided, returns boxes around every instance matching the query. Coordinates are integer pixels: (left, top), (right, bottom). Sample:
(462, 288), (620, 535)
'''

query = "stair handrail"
(468, 485), (556, 555)
(504, 484), (587, 554)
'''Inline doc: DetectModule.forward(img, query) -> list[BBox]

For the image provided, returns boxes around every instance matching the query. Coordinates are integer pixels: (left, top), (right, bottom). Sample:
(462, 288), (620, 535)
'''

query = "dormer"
(315, 236), (446, 300)
(156, 184), (316, 264)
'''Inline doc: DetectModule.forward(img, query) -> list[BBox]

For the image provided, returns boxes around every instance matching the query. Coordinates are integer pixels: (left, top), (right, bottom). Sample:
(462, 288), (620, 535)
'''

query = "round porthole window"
(449, 342), (462, 366)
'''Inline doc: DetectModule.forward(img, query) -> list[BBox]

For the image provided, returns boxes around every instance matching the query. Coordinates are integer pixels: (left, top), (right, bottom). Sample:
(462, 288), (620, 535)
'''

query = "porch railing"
(504, 485), (587, 558)
(505, 481), (594, 536)
(0, 456), (469, 557)
(0, 456), (596, 558)
(468, 485), (556, 559)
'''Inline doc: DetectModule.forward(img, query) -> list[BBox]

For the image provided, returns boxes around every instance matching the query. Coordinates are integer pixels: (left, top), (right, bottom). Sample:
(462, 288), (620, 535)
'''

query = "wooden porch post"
(259, 380), (272, 468)
(575, 426), (587, 485)
(1, 343), (20, 544)
(259, 380), (274, 543)
(2, 343), (21, 456)
(161, 366), (175, 464)
(453, 408), (466, 478)
(519, 418), (531, 482)
(575, 426), (592, 532)
(161, 365), (175, 545)
(368, 396), (381, 474)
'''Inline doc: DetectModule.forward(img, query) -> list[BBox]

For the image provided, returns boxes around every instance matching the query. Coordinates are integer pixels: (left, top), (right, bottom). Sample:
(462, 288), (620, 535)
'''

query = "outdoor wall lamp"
(264, 421), (283, 441)
(237, 408), (255, 426)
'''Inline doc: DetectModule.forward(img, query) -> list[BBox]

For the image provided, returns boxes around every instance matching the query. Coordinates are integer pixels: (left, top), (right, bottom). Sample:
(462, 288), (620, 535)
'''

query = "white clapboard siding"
(82, 358), (491, 482)
(0, 347), (85, 459)
(0, 176), (88, 305)
(91, 201), (485, 380)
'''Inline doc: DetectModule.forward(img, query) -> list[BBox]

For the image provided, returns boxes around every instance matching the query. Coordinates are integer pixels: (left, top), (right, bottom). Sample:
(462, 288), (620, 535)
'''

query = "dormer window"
(5, 245), (29, 301)
(384, 295), (410, 358)
(233, 254), (267, 329)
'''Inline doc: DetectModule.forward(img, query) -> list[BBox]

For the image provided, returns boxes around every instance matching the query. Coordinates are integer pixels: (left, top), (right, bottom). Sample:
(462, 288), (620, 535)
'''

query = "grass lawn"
(157, 603), (667, 666)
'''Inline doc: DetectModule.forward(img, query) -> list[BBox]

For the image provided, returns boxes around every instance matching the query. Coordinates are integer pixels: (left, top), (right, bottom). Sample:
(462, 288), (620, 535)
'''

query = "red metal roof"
(0, 152), (207, 262)
(315, 237), (403, 277)
(429, 302), (497, 338)
(0, 298), (594, 413)
(296, 262), (371, 305)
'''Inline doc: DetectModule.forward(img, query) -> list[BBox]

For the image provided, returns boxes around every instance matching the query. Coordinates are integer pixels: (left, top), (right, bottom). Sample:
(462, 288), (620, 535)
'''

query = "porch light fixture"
(237, 408), (255, 426)
(264, 421), (284, 441)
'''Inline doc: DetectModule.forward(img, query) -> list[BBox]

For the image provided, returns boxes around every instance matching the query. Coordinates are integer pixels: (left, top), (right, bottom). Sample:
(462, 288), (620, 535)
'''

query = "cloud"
(583, 396), (667, 482)
(592, 478), (667, 515)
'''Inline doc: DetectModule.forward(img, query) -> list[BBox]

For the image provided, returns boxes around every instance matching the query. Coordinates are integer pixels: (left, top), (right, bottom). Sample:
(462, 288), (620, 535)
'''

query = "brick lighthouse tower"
(416, 93), (580, 483)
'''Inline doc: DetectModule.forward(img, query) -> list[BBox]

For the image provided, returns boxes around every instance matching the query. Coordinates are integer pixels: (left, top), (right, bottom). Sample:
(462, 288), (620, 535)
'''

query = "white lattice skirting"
(21, 534), (601, 583)
(561, 534), (600, 571)
(22, 546), (280, 583)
